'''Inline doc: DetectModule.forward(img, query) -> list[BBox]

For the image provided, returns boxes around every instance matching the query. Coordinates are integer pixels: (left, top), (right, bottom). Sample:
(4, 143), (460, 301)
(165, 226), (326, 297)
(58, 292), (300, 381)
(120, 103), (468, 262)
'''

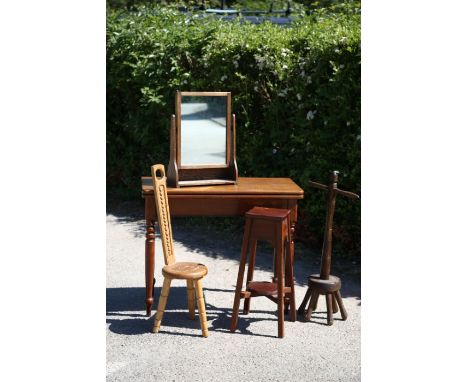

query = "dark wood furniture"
(150, 164), (209, 337)
(141, 177), (304, 316)
(297, 171), (359, 325)
(230, 207), (296, 338)
(167, 91), (238, 187)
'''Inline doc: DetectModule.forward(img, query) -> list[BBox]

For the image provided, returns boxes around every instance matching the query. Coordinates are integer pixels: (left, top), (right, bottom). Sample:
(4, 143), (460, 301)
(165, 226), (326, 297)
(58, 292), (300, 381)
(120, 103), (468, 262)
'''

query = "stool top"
(246, 206), (291, 220)
(247, 281), (278, 296)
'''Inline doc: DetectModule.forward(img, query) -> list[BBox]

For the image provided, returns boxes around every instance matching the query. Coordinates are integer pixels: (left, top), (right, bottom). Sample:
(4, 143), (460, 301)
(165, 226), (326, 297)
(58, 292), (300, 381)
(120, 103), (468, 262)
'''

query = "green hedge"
(107, 4), (361, 255)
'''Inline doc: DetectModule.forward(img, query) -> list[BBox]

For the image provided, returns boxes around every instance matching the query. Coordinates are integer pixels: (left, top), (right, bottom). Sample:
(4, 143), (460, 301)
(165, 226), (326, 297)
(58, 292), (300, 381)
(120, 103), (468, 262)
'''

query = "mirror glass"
(180, 95), (227, 166)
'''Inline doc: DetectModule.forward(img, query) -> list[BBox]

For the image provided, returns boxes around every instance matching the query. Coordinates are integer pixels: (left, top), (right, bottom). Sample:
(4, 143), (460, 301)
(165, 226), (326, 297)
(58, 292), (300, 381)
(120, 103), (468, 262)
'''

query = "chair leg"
(152, 277), (171, 333)
(230, 219), (251, 332)
(297, 287), (312, 316)
(326, 293), (334, 326)
(305, 291), (318, 321)
(243, 239), (257, 315)
(334, 290), (348, 321)
(332, 292), (339, 313)
(187, 280), (195, 320)
(194, 278), (209, 338)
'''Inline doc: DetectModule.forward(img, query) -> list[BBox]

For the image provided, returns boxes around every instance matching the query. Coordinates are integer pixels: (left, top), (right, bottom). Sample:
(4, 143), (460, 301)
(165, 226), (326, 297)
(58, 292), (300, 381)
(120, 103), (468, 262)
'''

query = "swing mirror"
(167, 91), (238, 187)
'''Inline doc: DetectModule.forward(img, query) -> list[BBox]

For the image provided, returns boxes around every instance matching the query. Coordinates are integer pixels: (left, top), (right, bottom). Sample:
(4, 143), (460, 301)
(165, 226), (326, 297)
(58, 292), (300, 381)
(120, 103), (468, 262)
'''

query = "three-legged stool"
(230, 206), (296, 338)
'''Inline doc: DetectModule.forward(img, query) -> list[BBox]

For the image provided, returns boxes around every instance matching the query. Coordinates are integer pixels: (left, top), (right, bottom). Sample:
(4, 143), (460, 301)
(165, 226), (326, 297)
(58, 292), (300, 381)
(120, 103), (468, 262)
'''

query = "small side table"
(230, 207), (296, 338)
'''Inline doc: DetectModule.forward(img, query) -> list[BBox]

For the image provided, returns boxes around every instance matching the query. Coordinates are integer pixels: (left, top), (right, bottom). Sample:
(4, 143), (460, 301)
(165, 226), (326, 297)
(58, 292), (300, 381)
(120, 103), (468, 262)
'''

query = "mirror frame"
(167, 91), (238, 187)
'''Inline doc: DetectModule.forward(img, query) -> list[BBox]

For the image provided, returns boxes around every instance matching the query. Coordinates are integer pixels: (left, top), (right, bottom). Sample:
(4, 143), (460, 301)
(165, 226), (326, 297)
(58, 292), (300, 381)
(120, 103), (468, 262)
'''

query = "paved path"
(106, 212), (360, 381)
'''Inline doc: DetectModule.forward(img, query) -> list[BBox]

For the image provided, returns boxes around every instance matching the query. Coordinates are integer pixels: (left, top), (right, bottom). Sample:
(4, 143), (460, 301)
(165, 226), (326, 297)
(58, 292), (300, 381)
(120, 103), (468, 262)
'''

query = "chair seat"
(162, 262), (208, 280)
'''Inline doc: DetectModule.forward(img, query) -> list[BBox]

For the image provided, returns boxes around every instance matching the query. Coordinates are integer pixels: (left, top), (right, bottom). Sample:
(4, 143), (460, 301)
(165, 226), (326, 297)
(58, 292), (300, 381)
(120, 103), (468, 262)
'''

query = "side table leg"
(145, 219), (156, 316)
(290, 221), (296, 260)
(284, 216), (297, 314)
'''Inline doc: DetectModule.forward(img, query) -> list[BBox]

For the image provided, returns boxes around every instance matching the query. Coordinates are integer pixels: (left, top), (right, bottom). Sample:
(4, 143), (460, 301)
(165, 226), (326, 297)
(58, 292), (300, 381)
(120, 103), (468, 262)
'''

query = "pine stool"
(230, 206), (296, 338)
(297, 171), (359, 326)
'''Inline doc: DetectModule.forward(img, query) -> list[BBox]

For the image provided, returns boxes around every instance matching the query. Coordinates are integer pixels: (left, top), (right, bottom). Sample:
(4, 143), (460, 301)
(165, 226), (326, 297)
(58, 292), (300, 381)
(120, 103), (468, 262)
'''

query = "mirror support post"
(167, 114), (179, 187)
(229, 113), (238, 181)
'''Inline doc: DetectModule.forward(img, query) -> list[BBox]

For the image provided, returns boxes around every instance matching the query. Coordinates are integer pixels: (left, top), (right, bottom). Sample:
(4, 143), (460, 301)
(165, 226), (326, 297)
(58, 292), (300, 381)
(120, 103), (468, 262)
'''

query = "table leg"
(145, 219), (155, 316)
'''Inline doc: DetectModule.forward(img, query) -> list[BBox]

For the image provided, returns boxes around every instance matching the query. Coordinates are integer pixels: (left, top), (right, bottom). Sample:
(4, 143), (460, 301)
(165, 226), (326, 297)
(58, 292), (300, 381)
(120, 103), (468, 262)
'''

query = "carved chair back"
(151, 164), (176, 266)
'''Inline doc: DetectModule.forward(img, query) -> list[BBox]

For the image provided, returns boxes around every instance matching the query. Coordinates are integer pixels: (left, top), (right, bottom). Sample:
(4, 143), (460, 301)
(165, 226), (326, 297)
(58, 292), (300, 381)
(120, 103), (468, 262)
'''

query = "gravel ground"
(106, 208), (361, 382)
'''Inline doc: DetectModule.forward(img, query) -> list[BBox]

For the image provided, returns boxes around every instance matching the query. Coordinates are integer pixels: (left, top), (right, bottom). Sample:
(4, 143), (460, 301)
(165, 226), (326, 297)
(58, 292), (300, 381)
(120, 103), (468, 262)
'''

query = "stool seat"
(162, 262), (208, 280)
(246, 206), (291, 220)
(307, 274), (341, 294)
(247, 281), (278, 296)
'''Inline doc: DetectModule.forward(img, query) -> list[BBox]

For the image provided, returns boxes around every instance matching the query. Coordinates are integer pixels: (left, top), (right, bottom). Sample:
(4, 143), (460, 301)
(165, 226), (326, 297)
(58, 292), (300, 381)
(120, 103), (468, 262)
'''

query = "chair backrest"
(151, 164), (176, 265)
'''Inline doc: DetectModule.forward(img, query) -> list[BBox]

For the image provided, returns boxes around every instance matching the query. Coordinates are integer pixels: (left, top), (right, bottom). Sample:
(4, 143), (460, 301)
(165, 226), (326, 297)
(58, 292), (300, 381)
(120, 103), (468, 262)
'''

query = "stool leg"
(311, 291), (320, 311)
(194, 279), (208, 338)
(285, 238), (296, 322)
(326, 293), (334, 326)
(305, 291), (318, 321)
(230, 219), (251, 332)
(334, 290), (348, 321)
(187, 279), (195, 320)
(284, 217), (293, 315)
(243, 239), (257, 315)
(152, 277), (171, 333)
(332, 293), (339, 313)
(272, 248), (277, 283)
(297, 287), (312, 316)
(276, 225), (285, 338)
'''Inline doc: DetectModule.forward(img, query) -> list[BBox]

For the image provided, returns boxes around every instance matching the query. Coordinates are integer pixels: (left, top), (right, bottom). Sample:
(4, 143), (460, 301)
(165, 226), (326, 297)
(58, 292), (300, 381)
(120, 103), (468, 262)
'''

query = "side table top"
(141, 177), (304, 198)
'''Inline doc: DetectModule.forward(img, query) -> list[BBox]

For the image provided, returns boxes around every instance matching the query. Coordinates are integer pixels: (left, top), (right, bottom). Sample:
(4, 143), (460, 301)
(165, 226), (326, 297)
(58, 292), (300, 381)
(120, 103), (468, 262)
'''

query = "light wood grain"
(195, 279), (209, 338)
(187, 280), (195, 320)
(150, 164), (209, 337)
(151, 164), (175, 266)
(162, 262), (208, 280)
(152, 277), (171, 333)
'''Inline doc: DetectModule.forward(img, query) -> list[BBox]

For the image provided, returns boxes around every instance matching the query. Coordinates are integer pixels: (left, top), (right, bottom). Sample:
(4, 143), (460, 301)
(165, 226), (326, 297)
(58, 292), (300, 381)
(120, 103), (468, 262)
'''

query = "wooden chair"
(230, 206), (296, 338)
(150, 164), (209, 337)
(297, 171), (359, 325)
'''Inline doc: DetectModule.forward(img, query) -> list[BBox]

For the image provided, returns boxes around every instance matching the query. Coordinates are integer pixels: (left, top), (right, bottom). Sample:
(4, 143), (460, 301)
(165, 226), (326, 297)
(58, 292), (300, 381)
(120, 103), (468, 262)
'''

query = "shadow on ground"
(107, 283), (359, 336)
(107, 286), (287, 338)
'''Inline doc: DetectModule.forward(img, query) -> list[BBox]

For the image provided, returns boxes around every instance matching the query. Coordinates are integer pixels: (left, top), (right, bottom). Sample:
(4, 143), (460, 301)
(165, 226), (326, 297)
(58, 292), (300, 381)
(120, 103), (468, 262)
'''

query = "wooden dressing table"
(141, 176), (304, 316)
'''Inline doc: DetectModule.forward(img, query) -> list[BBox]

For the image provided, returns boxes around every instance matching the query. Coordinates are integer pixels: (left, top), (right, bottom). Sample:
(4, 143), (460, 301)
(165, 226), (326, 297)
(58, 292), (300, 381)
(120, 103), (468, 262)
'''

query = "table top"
(141, 177), (304, 197)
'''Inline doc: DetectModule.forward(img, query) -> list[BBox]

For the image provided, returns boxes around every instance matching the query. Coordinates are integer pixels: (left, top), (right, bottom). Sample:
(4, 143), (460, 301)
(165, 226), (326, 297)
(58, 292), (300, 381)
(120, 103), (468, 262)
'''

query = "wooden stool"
(150, 164), (209, 337)
(230, 206), (296, 338)
(297, 171), (359, 325)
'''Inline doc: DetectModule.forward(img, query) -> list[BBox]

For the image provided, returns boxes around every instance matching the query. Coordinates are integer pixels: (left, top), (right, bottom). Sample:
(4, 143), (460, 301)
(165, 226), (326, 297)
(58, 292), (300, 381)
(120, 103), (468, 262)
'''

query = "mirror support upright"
(167, 114), (179, 187)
